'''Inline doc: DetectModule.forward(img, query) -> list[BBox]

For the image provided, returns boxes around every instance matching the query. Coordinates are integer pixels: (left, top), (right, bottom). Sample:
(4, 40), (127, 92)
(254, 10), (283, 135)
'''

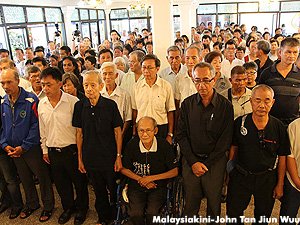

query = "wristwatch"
(117, 153), (123, 158)
(167, 132), (174, 137)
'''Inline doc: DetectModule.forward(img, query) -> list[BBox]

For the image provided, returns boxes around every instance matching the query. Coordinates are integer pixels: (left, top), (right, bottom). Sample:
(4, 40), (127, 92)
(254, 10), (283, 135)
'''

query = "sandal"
(20, 206), (40, 219)
(39, 210), (53, 222)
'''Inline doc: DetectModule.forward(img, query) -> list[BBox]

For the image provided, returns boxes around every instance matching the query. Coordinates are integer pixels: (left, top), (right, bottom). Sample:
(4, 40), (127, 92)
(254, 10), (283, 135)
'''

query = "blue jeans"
(280, 177), (300, 225)
(0, 154), (23, 209)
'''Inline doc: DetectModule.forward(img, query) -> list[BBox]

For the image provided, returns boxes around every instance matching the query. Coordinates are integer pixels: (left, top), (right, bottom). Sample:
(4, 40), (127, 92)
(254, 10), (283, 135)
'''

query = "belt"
(235, 164), (274, 176)
(48, 144), (76, 153)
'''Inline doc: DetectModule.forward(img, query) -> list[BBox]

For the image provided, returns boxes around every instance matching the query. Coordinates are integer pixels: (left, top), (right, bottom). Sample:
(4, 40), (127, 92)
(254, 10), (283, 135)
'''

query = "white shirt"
(174, 73), (197, 107)
(221, 58), (244, 79)
(38, 92), (78, 154)
(26, 86), (46, 100)
(220, 87), (252, 120)
(158, 64), (187, 94)
(120, 70), (144, 98)
(132, 75), (175, 125)
(100, 85), (132, 122)
(268, 52), (278, 61)
(287, 118), (300, 192)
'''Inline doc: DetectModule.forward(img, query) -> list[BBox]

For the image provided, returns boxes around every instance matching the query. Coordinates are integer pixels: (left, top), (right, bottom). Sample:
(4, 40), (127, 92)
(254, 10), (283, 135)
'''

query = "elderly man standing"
(132, 54), (175, 144)
(226, 85), (290, 225)
(0, 68), (54, 222)
(72, 70), (123, 225)
(254, 40), (273, 81)
(39, 67), (88, 225)
(177, 62), (234, 224)
(121, 116), (178, 225)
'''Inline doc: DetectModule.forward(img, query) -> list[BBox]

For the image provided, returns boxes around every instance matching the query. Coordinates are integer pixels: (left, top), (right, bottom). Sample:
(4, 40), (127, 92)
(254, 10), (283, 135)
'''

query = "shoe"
(39, 209), (53, 222)
(9, 208), (22, 219)
(0, 203), (10, 213)
(74, 210), (87, 225)
(58, 209), (74, 224)
(20, 206), (40, 219)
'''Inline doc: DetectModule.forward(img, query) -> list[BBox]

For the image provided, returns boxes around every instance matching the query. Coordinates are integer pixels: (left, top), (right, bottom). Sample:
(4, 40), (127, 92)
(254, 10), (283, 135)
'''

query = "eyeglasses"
(142, 66), (156, 71)
(138, 128), (155, 135)
(192, 77), (214, 85)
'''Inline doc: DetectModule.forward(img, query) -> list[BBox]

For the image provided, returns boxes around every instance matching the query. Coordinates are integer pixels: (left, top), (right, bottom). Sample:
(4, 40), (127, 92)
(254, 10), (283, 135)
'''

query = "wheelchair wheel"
(172, 176), (185, 217)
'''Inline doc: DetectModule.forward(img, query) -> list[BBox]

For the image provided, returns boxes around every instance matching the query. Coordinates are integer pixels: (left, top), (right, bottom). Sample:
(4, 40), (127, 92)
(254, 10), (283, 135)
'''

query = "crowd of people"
(0, 22), (299, 225)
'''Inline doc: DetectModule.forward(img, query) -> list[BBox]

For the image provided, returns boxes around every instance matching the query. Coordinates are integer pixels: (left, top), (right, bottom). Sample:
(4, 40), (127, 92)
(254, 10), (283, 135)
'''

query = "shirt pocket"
(153, 92), (166, 111)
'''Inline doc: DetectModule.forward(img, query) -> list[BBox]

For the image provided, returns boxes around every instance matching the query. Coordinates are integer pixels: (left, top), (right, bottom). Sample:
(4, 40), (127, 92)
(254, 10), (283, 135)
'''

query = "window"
(27, 24), (47, 49)
(26, 7), (44, 23)
(98, 10), (105, 19)
(218, 4), (237, 14)
(45, 8), (62, 22)
(280, 13), (300, 35)
(3, 6), (25, 23)
(198, 15), (216, 27)
(110, 9), (128, 19)
(71, 9), (79, 21)
(281, 1), (300, 12)
(238, 3), (258, 13)
(197, 4), (216, 14)
(80, 9), (89, 20)
(218, 14), (237, 28)
(259, 2), (280, 12)
(128, 8), (147, 17)
(89, 10), (97, 20)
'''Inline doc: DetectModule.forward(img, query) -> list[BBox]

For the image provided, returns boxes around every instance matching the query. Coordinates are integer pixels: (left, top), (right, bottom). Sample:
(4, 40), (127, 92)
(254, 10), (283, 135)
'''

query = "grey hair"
(192, 62), (215, 79)
(83, 70), (102, 84)
(113, 57), (126, 66)
(167, 45), (182, 56)
(257, 40), (271, 54)
(100, 62), (117, 74)
(137, 116), (158, 129)
(186, 45), (201, 56)
(251, 84), (274, 99)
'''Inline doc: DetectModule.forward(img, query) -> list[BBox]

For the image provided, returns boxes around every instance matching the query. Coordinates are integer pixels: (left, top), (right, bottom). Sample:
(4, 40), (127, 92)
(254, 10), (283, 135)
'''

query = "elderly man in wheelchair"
(120, 116), (178, 225)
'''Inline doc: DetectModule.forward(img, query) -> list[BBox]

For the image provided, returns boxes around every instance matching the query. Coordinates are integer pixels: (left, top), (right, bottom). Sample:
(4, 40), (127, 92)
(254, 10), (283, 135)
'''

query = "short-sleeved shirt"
(254, 57), (273, 81)
(174, 73), (197, 107)
(259, 62), (300, 124)
(233, 113), (290, 173)
(132, 75), (175, 125)
(72, 96), (123, 170)
(159, 64), (187, 93)
(214, 74), (232, 94)
(122, 136), (178, 191)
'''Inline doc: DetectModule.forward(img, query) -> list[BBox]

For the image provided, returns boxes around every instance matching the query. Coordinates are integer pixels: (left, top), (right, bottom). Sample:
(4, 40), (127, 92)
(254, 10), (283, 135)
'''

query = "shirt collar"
(232, 87), (252, 99)
(141, 75), (162, 87)
(139, 136), (158, 153)
(83, 95), (103, 108)
(100, 85), (122, 97)
(196, 89), (218, 106)
(270, 61), (299, 73)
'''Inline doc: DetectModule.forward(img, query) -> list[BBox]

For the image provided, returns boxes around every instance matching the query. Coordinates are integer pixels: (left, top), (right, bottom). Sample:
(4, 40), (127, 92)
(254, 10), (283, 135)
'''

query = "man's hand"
(273, 184), (283, 199)
(191, 162), (208, 177)
(138, 176), (155, 187)
(114, 157), (122, 172)
(4, 146), (14, 154)
(145, 182), (157, 189)
(43, 154), (50, 164)
(78, 160), (86, 173)
(166, 135), (172, 145)
(8, 146), (23, 157)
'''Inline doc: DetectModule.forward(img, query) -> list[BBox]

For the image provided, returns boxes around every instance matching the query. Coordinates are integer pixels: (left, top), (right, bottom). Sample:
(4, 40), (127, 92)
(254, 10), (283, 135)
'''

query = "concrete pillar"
(104, 8), (111, 41)
(149, 0), (173, 69)
(177, 0), (198, 42)
(61, 6), (76, 46)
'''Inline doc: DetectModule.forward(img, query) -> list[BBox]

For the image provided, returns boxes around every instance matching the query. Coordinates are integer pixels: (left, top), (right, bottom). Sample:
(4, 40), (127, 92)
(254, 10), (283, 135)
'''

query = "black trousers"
(182, 155), (227, 225)
(226, 168), (277, 225)
(87, 168), (117, 223)
(13, 145), (54, 211)
(48, 145), (88, 211)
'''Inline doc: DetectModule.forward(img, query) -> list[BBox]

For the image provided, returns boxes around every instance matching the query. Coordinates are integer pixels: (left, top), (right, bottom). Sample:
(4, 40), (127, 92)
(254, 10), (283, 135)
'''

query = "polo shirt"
(233, 114), (290, 173)
(122, 136), (178, 191)
(259, 61), (300, 124)
(72, 96), (123, 170)
(221, 58), (244, 79)
(132, 75), (175, 125)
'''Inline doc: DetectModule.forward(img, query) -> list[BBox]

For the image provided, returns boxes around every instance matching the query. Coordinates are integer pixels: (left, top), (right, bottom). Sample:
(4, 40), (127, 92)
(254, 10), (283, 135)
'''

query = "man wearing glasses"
(132, 54), (175, 144)
(226, 84), (290, 225)
(177, 62), (234, 224)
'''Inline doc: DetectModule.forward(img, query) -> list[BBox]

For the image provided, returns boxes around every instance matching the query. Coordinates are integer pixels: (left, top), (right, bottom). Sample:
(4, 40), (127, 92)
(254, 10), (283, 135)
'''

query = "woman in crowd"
(62, 72), (85, 100)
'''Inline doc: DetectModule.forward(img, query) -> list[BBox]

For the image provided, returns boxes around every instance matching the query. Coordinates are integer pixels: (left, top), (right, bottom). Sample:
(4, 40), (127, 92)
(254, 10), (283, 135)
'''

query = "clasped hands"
(4, 146), (23, 158)
(138, 176), (157, 189)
